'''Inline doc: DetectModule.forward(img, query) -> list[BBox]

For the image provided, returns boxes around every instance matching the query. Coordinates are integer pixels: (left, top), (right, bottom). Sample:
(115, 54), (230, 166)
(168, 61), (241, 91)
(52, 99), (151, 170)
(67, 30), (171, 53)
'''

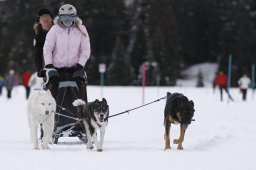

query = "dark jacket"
(34, 30), (48, 71)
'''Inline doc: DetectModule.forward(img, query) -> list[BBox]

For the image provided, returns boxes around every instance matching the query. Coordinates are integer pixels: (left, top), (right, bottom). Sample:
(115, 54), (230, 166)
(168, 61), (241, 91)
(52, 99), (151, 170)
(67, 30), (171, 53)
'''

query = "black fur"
(77, 98), (109, 135)
(164, 92), (195, 125)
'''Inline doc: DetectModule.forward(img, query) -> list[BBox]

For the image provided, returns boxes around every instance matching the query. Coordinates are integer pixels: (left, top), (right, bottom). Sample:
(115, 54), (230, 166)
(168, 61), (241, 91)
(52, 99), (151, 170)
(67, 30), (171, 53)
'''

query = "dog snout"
(45, 110), (49, 115)
(99, 114), (104, 118)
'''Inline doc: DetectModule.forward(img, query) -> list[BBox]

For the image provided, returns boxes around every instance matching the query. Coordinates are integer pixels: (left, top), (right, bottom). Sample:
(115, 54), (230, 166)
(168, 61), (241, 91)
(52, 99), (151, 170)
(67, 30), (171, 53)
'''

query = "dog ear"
(95, 99), (100, 103)
(189, 100), (194, 107)
(167, 92), (171, 97)
(102, 98), (107, 104)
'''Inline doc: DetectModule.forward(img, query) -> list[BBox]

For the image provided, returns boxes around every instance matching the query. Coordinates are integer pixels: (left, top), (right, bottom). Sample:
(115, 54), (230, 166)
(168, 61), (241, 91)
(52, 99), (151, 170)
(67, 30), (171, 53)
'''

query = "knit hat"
(36, 8), (53, 22)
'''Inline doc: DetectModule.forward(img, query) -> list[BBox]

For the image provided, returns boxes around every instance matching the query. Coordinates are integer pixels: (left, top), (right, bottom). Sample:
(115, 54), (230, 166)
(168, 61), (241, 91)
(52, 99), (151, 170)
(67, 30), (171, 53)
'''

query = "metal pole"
(252, 64), (255, 99)
(156, 75), (160, 97)
(227, 54), (232, 103)
(100, 72), (104, 98)
(227, 54), (232, 91)
(142, 64), (146, 104)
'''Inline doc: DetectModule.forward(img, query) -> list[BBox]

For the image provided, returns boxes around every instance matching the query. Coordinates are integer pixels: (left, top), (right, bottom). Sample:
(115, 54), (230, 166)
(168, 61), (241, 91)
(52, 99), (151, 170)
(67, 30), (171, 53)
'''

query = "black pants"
(7, 89), (12, 99)
(240, 89), (247, 101)
(219, 86), (234, 101)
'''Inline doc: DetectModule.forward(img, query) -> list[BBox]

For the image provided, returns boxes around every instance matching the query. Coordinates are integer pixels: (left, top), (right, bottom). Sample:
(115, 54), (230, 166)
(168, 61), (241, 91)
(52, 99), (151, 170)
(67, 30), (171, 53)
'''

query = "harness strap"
(108, 95), (167, 119)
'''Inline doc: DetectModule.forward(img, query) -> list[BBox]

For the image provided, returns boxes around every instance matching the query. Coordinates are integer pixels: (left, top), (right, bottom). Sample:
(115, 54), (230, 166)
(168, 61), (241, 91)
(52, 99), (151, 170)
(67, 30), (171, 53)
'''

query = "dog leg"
(41, 121), (54, 149)
(164, 118), (171, 150)
(92, 132), (101, 152)
(97, 128), (105, 152)
(31, 121), (39, 150)
(83, 120), (93, 150)
(173, 124), (187, 150)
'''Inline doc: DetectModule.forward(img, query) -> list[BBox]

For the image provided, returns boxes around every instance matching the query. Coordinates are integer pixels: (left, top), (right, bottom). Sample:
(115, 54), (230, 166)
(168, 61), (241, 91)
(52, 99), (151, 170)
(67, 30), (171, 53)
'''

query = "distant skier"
(21, 70), (32, 99)
(4, 70), (16, 99)
(238, 73), (251, 101)
(214, 71), (234, 101)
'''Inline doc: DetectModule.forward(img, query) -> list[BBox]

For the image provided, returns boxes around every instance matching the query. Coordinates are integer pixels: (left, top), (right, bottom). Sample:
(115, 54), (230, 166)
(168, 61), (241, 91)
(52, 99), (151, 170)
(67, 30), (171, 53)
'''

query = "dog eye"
(41, 103), (45, 105)
(48, 103), (51, 105)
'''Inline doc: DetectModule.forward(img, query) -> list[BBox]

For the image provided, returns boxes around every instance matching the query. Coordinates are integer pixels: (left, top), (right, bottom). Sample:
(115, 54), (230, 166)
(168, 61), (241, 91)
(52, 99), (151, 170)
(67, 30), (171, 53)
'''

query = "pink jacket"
(43, 18), (91, 68)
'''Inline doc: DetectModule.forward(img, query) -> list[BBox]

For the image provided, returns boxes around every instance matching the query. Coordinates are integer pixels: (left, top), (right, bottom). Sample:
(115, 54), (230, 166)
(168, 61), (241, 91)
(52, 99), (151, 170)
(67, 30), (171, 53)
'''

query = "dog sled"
(45, 67), (88, 144)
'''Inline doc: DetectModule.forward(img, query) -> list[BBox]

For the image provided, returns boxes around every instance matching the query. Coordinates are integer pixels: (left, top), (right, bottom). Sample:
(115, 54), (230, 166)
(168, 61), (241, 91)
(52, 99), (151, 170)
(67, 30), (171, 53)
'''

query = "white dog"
(27, 90), (56, 149)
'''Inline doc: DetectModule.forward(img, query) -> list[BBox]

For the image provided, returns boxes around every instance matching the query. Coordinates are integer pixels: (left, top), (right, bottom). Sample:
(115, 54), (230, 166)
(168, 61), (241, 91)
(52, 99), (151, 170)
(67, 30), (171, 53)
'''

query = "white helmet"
(59, 4), (77, 16)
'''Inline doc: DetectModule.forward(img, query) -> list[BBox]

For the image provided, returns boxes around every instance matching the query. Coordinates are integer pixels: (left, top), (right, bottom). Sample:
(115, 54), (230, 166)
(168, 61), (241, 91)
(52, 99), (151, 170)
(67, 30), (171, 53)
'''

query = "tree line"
(0, 0), (256, 86)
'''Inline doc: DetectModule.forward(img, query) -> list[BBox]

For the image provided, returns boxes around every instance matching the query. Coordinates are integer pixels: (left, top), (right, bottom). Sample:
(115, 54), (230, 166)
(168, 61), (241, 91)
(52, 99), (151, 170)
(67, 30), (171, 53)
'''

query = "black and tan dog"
(164, 92), (195, 150)
(73, 98), (109, 152)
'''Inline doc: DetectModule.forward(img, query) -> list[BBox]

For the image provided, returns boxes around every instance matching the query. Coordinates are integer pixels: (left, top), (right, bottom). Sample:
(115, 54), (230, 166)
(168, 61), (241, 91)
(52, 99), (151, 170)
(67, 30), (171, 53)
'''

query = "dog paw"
(87, 145), (94, 150)
(97, 148), (103, 152)
(177, 145), (183, 150)
(164, 146), (171, 150)
(173, 139), (180, 144)
(33, 146), (39, 150)
(41, 145), (50, 149)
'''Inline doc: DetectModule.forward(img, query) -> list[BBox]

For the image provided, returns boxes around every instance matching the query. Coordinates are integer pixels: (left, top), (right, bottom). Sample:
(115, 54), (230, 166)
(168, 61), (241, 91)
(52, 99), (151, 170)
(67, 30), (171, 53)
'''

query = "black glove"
(44, 64), (54, 68)
(37, 69), (45, 77)
(73, 69), (87, 84)
(43, 67), (59, 86)
(75, 63), (84, 70)
(71, 63), (84, 72)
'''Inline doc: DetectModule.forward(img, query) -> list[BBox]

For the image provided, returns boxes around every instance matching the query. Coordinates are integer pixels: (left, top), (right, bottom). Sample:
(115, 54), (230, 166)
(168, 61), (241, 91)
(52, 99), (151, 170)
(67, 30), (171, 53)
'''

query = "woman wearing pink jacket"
(43, 4), (90, 101)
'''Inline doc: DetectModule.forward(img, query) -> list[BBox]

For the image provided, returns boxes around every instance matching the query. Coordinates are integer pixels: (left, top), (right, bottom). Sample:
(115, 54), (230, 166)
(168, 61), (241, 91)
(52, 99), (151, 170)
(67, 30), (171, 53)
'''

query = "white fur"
(72, 99), (85, 107)
(27, 90), (56, 150)
(90, 119), (107, 151)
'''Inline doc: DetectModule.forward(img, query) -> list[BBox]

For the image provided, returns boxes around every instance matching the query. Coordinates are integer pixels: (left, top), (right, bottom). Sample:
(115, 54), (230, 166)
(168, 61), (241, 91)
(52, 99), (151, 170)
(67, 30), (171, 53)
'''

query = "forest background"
(0, 0), (256, 86)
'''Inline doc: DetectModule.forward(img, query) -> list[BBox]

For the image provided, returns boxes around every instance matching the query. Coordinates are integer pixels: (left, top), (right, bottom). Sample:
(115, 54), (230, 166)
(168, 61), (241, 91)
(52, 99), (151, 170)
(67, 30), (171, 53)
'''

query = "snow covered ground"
(0, 86), (255, 170)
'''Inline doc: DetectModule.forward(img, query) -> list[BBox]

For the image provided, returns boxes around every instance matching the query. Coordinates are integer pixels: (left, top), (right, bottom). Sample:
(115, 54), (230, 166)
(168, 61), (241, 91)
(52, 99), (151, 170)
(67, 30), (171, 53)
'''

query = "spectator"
(33, 8), (54, 77)
(238, 73), (251, 101)
(22, 70), (32, 99)
(214, 71), (234, 101)
(4, 70), (16, 99)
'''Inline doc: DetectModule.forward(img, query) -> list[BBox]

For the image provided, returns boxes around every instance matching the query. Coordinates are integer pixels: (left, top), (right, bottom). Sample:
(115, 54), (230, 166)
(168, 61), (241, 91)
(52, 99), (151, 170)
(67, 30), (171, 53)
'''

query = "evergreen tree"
(77, 0), (130, 85)
(107, 35), (135, 85)
(148, 0), (180, 85)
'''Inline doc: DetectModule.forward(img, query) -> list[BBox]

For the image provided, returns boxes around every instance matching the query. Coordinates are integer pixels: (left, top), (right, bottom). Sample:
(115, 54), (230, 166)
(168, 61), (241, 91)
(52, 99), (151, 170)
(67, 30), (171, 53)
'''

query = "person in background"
(28, 72), (44, 91)
(21, 70), (32, 99)
(4, 70), (16, 99)
(238, 73), (251, 101)
(0, 74), (4, 95)
(215, 71), (234, 101)
(43, 4), (90, 101)
(33, 8), (53, 77)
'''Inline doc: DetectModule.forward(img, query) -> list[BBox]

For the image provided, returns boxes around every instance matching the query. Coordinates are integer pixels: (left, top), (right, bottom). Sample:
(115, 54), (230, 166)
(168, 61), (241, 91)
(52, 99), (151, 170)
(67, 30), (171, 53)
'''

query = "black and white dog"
(73, 98), (109, 152)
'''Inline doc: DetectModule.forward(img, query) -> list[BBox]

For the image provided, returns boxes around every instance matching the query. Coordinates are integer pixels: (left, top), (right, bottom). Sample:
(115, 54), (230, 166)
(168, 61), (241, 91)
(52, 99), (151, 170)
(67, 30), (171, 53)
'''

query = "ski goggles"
(59, 14), (77, 22)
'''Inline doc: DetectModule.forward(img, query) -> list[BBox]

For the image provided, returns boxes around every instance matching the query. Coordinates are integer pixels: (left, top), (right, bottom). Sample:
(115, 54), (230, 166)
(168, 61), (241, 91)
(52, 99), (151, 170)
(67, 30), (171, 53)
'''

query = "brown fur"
(164, 116), (186, 150)
(163, 92), (195, 150)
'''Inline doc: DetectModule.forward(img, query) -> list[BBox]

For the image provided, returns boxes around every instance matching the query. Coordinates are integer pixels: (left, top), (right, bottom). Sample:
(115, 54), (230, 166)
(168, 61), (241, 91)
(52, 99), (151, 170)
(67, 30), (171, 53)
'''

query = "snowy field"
(0, 86), (255, 170)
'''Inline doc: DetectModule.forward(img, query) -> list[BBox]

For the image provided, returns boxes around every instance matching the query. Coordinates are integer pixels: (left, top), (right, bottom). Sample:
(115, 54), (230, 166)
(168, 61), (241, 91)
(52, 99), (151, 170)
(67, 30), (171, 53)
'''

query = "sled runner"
(49, 68), (88, 144)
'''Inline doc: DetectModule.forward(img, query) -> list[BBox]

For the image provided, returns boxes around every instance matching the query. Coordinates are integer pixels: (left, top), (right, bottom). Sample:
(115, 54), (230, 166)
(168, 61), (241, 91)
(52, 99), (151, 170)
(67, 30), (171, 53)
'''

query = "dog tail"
(166, 92), (171, 98)
(72, 99), (86, 107)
